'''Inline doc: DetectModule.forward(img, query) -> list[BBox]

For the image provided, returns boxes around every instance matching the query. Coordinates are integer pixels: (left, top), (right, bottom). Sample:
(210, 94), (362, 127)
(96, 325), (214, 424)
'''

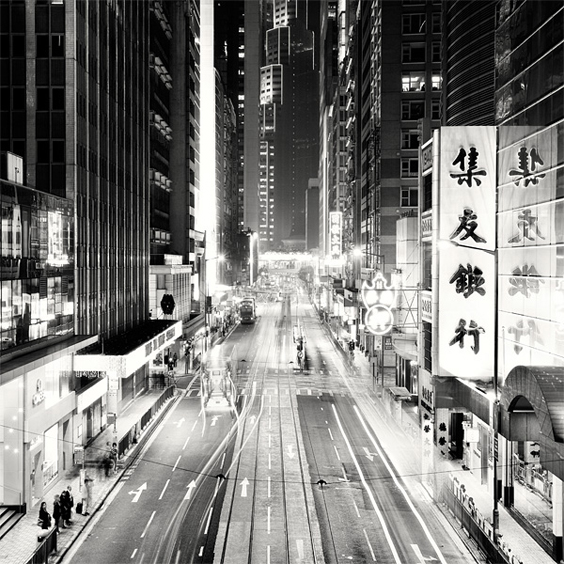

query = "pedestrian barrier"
(26, 526), (57, 564)
(120, 385), (175, 458)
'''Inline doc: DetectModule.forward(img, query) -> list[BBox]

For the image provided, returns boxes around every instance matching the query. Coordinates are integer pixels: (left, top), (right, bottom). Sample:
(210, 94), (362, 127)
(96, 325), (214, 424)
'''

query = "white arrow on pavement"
(287, 445), (295, 459)
(184, 480), (197, 500)
(240, 478), (249, 497)
(129, 483), (147, 503)
(211, 416), (220, 426)
(363, 447), (378, 462)
(176, 417), (185, 428)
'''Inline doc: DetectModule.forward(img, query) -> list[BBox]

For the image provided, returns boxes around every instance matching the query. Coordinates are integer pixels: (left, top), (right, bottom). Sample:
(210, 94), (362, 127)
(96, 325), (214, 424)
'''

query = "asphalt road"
(63, 282), (475, 564)
(63, 394), (236, 564)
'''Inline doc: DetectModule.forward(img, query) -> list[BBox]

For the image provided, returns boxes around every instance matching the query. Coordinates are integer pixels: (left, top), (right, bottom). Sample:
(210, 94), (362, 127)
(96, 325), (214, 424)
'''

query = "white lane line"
(140, 511), (156, 538)
(130, 549), (137, 559)
(354, 406), (449, 564)
(198, 546), (204, 557)
(328, 428), (334, 440)
(269, 405), (272, 416)
(353, 500), (361, 518)
(220, 451), (226, 469)
(158, 479), (170, 500)
(267, 476), (271, 498)
(191, 420), (198, 432)
(172, 455), (181, 472)
(267, 545), (271, 564)
(204, 506), (214, 535)
(182, 436), (190, 450)
(332, 404), (401, 564)
(363, 529), (377, 562)
(267, 506), (271, 534)
(269, 416), (272, 430)
(333, 445), (341, 461)
(174, 550), (181, 564)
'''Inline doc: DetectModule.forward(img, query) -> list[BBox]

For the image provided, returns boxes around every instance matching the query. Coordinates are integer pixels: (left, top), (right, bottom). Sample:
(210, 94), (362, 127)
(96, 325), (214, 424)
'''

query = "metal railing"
(27, 526), (57, 564)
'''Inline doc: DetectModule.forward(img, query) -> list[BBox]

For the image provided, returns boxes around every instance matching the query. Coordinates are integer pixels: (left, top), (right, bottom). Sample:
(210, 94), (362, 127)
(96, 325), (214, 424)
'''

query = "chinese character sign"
(329, 211), (343, 261)
(439, 127), (496, 252)
(361, 272), (397, 335)
(438, 127), (496, 379)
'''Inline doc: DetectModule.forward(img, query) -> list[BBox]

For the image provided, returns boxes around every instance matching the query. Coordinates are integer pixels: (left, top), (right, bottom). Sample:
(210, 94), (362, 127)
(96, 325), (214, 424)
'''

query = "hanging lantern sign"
(361, 272), (396, 335)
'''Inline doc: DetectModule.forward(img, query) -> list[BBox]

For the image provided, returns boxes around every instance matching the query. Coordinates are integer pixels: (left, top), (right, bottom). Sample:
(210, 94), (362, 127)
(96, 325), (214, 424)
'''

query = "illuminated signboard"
(329, 212), (342, 260)
(438, 127), (496, 379)
(361, 272), (397, 335)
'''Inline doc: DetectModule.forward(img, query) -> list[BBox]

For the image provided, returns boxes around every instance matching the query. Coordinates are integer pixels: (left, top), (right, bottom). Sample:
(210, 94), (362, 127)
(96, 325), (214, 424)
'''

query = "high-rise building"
(258, 0), (320, 251)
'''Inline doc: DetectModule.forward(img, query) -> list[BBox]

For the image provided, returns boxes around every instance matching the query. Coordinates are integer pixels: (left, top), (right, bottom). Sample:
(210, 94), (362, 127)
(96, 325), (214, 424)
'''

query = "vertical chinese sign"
(497, 126), (557, 378)
(329, 211), (343, 261)
(438, 127), (496, 379)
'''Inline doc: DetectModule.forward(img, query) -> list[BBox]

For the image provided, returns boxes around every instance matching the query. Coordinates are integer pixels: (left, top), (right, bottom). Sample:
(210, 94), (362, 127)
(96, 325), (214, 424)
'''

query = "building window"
(423, 244), (432, 290)
(423, 321), (432, 372)
(402, 13), (425, 34)
(401, 158), (419, 178)
(432, 100), (441, 120)
(402, 72), (426, 92)
(423, 173), (432, 211)
(432, 42), (441, 63)
(402, 130), (420, 149)
(432, 13), (441, 33)
(402, 43), (426, 63)
(431, 75), (442, 91)
(402, 100), (424, 120)
(401, 187), (418, 207)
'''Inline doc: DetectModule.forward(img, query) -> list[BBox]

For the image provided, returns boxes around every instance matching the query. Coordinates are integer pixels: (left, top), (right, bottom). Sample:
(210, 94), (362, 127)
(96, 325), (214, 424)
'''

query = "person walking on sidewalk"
(83, 475), (94, 516)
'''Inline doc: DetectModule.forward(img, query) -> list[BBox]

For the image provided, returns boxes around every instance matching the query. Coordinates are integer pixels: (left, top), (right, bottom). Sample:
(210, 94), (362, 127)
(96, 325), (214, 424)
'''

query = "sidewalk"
(0, 364), (190, 564)
(340, 338), (556, 564)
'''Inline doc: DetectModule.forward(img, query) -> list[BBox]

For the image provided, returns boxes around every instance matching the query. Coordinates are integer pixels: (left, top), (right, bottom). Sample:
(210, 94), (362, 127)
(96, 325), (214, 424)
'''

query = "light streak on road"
(182, 436), (190, 450)
(130, 549), (138, 559)
(327, 427), (334, 440)
(159, 479), (170, 500)
(331, 403), (402, 564)
(140, 511), (156, 538)
(333, 445), (341, 460)
(220, 451), (226, 469)
(267, 506), (271, 533)
(354, 405), (449, 564)
(204, 505), (213, 535)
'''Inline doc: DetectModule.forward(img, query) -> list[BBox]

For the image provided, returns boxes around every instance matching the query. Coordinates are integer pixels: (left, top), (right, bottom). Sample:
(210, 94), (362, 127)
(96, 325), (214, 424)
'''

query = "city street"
(61, 285), (475, 564)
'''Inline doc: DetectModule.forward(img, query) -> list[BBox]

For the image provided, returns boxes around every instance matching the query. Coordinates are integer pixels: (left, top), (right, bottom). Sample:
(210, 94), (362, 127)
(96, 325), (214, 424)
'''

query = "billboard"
(438, 127), (496, 379)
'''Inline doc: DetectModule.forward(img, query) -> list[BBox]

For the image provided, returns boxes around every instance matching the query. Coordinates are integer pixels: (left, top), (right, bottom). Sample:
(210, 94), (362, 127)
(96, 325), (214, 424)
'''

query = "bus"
(239, 297), (256, 324)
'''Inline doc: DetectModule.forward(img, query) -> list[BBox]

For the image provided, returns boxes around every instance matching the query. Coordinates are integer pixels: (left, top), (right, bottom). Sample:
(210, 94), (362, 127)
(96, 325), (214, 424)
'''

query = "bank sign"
(438, 127), (496, 380)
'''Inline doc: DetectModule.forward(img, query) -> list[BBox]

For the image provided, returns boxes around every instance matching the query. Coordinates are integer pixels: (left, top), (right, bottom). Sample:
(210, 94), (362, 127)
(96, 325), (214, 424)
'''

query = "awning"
(388, 386), (412, 400)
(392, 334), (418, 361)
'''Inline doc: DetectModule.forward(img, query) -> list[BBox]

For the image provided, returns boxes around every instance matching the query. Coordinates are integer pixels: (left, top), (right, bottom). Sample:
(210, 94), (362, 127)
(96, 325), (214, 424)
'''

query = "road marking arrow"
(240, 477), (249, 497)
(211, 416), (219, 426)
(176, 417), (185, 428)
(184, 480), (197, 500)
(363, 447), (378, 462)
(128, 482), (147, 503)
(287, 445), (295, 459)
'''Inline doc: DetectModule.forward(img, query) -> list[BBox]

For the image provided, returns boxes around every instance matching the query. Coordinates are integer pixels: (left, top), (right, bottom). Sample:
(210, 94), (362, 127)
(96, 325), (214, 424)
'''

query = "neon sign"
(361, 272), (396, 335)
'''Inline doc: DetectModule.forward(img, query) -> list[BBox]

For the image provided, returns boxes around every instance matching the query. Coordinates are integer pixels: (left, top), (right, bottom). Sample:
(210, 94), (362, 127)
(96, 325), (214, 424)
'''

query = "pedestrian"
(38, 501), (52, 530)
(103, 454), (113, 477)
(83, 475), (94, 516)
(53, 494), (63, 532)
(111, 442), (118, 473)
(172, 352), (178, 367)
(60, 485), (73, 526)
